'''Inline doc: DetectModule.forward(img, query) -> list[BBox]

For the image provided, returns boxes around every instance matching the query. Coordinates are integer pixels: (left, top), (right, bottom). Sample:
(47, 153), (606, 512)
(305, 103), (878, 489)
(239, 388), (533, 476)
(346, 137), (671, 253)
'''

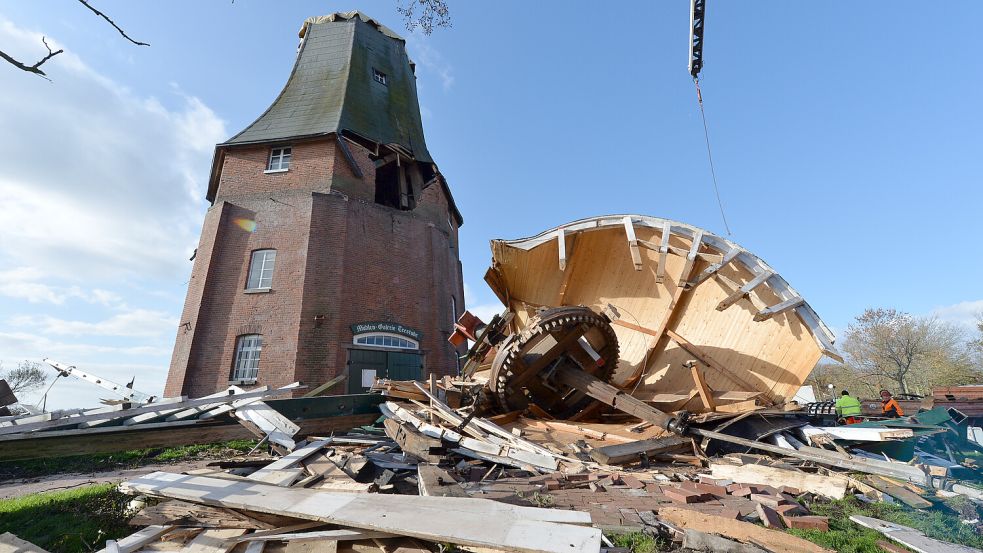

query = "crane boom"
(688, 0), (706, 78)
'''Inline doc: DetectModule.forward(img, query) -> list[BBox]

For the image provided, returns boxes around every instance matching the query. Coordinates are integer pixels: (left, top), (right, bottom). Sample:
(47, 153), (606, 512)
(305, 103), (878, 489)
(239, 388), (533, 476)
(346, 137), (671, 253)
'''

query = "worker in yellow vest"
(835, 390), (862, 424)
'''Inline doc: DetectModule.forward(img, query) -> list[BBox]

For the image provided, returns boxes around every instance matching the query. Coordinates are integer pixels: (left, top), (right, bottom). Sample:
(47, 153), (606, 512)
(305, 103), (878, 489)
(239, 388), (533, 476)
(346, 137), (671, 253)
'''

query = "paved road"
(0, 460), (216, 499)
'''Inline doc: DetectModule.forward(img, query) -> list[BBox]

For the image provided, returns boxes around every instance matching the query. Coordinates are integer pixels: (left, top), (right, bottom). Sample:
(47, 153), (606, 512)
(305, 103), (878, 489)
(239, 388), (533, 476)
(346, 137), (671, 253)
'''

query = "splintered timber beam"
(716, 270), (775, 311)
(754, 296), (806, 322)
(623, 216), (643, 270)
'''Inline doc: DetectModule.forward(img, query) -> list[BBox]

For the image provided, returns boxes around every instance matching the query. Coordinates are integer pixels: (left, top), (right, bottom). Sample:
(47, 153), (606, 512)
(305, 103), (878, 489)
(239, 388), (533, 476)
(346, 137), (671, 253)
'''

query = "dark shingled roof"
(223, 11), (432, 164)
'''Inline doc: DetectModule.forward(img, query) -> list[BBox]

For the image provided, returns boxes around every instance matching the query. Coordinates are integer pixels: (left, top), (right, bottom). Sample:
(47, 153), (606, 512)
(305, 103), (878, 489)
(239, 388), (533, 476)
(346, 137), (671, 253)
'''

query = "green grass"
(0, 439), (258, 480)
(609, 531), (670, 553)
(0, 483), (133, 553)
(788, 495), (983, 553)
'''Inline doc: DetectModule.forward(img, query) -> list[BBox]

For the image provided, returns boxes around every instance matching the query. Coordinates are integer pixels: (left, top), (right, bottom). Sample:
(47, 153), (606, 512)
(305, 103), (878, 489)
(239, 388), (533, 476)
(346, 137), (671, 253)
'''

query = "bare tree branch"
(77, 0), (150, 46)
(397, 0), (451, 35)
(0, 36), (63, 78)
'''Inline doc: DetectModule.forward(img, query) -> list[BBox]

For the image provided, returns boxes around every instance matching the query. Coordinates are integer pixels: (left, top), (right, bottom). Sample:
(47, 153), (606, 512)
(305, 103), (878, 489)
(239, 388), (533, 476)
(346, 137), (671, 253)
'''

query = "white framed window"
(372, 68), (387, 86)
(354, 333), (418, 350)
(232, 334), (262, 381)
(267, 146), (292, 172)
(246, 249), (276, 290)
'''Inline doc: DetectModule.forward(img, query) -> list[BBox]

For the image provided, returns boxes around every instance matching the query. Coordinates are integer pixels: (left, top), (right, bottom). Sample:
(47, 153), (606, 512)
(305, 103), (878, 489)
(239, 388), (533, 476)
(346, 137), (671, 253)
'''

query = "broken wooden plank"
(128, 501), (290, 529)
(850, 515), (979, 553)
(237, 530), (395, 543)
(681, 529), (768, 553)
(234, 401), (300, 450)
(302, 375), (346, 398)
(709, 462), (847, 500)
(184, 529), (248, 553)
(658, 507), (832, 553)
(249, 439), (332, 482)
(120, 472), (599, 553)
(863, 476), (933, 509)
(417, 464), (468, 498)
(589, 434), (691, 465)
(383, 418), (442, 463)
(94, 526), (175, 553)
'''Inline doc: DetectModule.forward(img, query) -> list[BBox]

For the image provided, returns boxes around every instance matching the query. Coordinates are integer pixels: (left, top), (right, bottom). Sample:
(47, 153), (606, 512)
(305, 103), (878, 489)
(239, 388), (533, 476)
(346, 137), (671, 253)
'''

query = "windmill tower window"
(372, 68), (388, 86)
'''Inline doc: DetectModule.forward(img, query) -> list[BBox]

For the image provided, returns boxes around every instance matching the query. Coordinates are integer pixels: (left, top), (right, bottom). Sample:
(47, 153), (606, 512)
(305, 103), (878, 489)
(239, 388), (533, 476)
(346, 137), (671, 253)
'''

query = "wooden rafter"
(656, 221), (671, 283)
(688, 247), (740, 288)
(716, 270), (775, 311)
(623, 216), (642, 270)
(665, 329), (756, 394)
(754, 296), (805, 321)
(556, 228), (566, 271)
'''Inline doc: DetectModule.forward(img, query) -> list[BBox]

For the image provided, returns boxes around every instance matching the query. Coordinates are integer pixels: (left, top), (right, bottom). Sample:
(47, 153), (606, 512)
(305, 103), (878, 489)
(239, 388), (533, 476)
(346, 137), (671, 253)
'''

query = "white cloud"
(0, 331), (171, 358)
(11, 308), (177, 338)
(930, 299), (983, 330)
(463, 282), (504, 324)
(0, 18), (225, 409)
(406, 35), (454, 91)
(0, 17), (226, 283)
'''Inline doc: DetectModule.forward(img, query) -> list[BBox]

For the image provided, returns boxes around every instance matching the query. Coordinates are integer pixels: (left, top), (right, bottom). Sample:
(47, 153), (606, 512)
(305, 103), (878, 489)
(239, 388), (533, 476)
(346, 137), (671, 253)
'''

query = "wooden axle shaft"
(553, 366), (682, 432)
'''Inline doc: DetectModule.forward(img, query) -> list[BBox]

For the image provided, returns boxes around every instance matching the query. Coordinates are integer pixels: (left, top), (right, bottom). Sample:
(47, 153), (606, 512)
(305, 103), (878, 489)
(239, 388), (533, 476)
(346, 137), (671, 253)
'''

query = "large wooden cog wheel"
(488, 306), (619, 418)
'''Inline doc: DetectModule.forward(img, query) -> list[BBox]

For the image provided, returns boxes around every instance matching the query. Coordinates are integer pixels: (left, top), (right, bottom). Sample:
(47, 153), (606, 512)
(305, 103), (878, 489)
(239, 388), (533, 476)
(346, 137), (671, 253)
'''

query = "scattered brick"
(781, 515), (829, 531)
(775, 503), (808, 517)
(665, 488), (711, 504)
(619, 475), (644, 489)
(756, 503), (785, 529)
(750, 493), (793, 509)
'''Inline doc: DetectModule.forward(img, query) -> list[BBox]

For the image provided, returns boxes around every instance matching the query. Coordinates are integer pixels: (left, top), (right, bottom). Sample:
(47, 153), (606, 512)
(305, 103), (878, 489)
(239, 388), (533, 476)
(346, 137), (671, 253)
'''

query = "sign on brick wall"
(350, 321), (422, 341)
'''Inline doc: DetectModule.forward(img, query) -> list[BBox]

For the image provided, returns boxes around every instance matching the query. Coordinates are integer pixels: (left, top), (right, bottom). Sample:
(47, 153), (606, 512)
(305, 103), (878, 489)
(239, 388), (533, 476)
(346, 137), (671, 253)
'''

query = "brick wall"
(166, 136), (465, 398)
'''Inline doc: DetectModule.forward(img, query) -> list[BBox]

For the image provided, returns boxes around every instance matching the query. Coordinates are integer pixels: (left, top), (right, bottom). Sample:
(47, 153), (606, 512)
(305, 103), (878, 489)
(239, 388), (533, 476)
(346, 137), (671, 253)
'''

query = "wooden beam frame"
(623, 216), (643, 270)
(688, 247), (740, 288)
(754, 296), (805, 322)
(656, 222), (671, 283)
(665, 329), (755, 393)
(687, 362), (716, 411)
(716, 270), (775, 311)
(556, 228), (566, 271)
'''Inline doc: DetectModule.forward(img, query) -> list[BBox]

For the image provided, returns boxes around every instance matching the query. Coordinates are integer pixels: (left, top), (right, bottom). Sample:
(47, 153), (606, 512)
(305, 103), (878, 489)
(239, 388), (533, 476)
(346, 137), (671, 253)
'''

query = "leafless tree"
(0, 360), (49, 394)
(1, 0), (150, 78)
(398, 0), (452, 35)
(841, 308), (979, 395)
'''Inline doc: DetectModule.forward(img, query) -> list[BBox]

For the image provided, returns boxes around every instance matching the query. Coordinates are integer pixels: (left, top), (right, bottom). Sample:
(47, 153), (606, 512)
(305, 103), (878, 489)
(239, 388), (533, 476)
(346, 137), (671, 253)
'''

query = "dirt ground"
(0, 460), (215, 499)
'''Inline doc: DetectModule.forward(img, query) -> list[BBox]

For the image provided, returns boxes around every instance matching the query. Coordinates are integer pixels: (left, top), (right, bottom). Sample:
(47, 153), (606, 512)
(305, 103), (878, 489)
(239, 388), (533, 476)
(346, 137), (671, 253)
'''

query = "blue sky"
(0, 1), (980, 409)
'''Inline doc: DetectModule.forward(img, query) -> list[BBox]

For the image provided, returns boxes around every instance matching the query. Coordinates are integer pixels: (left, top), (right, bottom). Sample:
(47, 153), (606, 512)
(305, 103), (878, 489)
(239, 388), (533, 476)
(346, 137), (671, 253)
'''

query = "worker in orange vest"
(880, 389), (904, 418)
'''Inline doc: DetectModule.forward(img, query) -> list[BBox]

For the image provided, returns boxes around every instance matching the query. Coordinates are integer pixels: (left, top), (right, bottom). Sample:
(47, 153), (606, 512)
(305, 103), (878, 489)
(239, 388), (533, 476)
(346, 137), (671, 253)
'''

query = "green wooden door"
(348, 349), (423, 393)
(348, 348), (387, 393)
(387, 351), (423, 382)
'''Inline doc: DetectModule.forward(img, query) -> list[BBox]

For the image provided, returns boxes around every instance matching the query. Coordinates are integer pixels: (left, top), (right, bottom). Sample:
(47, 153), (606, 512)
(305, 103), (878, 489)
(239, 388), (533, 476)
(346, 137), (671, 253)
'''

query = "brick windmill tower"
(165, 12), (465, 398)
